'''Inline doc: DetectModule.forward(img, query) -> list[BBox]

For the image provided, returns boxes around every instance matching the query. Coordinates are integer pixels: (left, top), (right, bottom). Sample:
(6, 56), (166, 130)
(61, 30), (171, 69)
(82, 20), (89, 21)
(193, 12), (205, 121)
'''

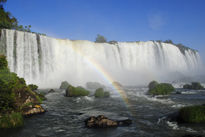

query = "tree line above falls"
(95, 34), (197, 55)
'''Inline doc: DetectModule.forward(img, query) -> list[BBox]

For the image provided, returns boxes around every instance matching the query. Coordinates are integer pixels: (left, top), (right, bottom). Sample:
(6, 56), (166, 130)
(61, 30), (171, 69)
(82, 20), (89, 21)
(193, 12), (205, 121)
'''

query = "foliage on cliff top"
(95, 34), (107, 43)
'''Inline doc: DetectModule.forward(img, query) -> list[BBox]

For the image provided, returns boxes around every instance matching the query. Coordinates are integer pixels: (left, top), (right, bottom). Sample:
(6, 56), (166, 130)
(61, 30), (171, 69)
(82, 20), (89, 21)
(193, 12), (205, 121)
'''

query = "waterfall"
(0, 29), (202, 88)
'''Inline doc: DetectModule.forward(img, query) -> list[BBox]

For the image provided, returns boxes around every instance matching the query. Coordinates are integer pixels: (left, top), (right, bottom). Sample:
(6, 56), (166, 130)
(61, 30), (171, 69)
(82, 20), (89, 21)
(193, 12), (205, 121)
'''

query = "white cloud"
(148, 13), (165, 30)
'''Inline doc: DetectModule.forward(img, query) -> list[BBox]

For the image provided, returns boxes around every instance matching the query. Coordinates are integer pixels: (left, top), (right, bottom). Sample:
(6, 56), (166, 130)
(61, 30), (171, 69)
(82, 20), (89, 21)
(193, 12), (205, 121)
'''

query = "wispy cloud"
(148, 13), (165, 30)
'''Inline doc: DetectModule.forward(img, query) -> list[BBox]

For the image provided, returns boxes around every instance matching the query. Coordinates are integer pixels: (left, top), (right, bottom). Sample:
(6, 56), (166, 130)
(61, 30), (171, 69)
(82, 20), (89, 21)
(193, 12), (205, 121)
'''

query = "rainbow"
(70, 45), (129, 105)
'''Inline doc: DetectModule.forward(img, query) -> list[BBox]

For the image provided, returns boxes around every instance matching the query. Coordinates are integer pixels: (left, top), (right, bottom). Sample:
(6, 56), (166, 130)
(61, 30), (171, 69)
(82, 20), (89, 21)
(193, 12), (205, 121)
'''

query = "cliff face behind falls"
(0, 29), (202, 88)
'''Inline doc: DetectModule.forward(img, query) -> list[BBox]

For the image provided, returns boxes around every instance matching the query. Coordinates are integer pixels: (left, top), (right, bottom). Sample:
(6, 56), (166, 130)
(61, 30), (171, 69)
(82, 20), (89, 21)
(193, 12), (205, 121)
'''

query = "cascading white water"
(0, 29), (203, 88)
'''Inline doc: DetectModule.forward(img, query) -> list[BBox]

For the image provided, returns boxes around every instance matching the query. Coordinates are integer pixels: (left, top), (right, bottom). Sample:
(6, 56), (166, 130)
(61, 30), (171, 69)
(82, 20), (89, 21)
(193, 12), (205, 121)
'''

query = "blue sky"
(4, 0), (205, 58)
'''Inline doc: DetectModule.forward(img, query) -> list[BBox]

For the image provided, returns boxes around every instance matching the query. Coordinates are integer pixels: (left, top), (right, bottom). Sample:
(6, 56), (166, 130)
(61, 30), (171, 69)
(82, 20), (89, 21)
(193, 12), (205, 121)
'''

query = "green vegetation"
(0, 0), (31, 31)
(60, 81), (70, 89)
(0, 55), (44, 128)
(148, 81), (158, 91)
(66, 85), (89, 97)
(148, 81), (175, 95)
(94, 88), (110, 98)
(95, 34), (107, 43)
(0, 112), (23, 128)
(28, 84), (38, 91)
(183, 82), (204, 90)
(178, 105), (205, 123)
(0, 55), (8, 70)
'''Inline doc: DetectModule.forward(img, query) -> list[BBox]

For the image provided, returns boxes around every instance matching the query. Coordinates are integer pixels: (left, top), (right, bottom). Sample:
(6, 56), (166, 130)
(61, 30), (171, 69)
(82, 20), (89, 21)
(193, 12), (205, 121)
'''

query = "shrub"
(66, 85), (89, 97)
(0, 112), (24, 128)
(94, 88), (104, 98)
(94, 88), (110, 98)
(148, 81), (159, 90)
(0, 70), (19, 113)
(178, 105), (205, 123)
(60, 81), (70, 89)
(28, 84), (38, 91)
(149, 83), (174, 95)
(0, 55), (8, 70)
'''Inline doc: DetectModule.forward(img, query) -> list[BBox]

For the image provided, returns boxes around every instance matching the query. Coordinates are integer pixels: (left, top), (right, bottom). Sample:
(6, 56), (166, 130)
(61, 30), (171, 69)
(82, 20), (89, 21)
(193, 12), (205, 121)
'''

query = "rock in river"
(85, 115), (132, 128)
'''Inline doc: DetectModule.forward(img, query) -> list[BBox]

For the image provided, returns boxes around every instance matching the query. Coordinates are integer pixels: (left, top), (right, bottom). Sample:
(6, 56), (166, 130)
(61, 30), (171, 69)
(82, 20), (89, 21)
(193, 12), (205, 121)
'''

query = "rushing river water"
(1, 87), (205, 137)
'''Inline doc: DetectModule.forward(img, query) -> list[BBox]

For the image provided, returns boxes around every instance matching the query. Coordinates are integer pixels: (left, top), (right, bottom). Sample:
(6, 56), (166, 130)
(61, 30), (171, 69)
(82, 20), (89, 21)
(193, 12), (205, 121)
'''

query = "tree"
(164, 40), (173, 44)
(0, 0), (7, 4)
(95, 34), (107, 43)
(0, 0), (32, 32)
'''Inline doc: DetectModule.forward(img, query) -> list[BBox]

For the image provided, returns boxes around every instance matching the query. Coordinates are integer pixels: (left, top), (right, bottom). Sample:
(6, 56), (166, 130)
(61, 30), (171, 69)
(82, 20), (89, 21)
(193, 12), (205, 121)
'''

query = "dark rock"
(117, 119), (132, 126)
(176, 91), (181, 94)
(182, 134), (203, 137)
(85, 115), (132, 128)
(166, 111), (180, 122)
(48, 89), (55, 93)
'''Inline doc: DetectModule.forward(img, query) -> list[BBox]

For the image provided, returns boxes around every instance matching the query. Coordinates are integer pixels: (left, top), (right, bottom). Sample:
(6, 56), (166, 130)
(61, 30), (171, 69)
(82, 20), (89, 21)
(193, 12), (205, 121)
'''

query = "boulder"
(65, 85), (89, 97)
(85, 115), (132, 128)
(148, 81), (158, 90)
(148, 82), (175, 95)
(166, 105), (205, 124)
(183, 82), (204, 90)
(94, 88), (110, 98)
(178, 105), (205, 123)
(60, 81), (70, 89)
(48, 89), (55, 93)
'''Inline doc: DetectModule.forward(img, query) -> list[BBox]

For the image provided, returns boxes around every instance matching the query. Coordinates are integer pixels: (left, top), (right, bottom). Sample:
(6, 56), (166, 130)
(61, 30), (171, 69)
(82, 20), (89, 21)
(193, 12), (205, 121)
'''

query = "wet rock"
(117, 119), (132, 126)
(48, 89), (55, 93)
(85, 115), (132, 128)
(182, 134), (203, 137)
(22, 105), (46, 116)
(175, 91), (181, 94)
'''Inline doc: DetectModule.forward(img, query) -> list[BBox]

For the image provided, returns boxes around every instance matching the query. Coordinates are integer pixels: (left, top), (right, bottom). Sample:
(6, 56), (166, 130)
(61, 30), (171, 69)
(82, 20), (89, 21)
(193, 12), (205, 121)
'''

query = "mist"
(0, 29), (203, 88)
